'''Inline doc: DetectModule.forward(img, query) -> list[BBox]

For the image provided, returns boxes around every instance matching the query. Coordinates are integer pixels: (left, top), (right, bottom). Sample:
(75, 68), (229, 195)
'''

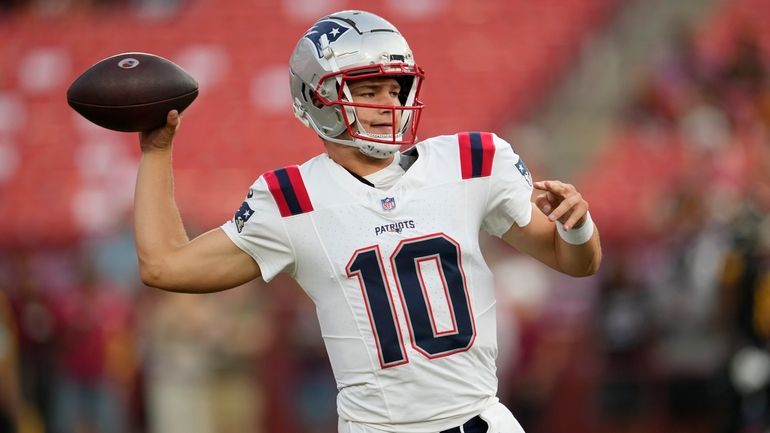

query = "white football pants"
(338, 401), (526, 433)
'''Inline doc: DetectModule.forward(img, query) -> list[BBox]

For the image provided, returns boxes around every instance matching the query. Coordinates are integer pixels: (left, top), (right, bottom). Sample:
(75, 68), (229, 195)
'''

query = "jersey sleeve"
(220, 177), (295, 282)
(481, 134), (534, 237)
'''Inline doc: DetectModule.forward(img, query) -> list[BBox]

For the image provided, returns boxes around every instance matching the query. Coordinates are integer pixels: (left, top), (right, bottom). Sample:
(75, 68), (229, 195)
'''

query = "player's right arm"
(134, 111), (261, 293)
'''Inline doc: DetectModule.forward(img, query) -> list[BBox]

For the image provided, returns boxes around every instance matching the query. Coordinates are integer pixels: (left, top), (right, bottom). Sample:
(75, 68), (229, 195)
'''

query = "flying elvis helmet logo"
(304, 20), (350, 58)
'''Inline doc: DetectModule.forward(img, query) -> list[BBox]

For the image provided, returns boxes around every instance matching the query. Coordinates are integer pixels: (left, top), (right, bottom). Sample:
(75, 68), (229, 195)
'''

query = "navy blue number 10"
(346, 234), (476, 369)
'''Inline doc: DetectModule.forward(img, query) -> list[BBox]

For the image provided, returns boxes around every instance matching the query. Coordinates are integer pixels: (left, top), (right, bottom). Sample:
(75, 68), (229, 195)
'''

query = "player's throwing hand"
(139, 110), (181, 152)
(533, 180), (589, 230)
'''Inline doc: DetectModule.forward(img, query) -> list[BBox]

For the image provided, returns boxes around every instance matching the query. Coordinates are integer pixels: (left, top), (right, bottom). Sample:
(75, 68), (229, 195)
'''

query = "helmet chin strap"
(310, 123), (400, 159)
(316, 108), (402, 159)
(354, 137), (402, 159)
(351, 121), (402, 158)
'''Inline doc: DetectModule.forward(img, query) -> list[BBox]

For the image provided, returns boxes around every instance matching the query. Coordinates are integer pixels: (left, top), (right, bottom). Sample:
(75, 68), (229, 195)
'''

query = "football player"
(135, 10), (601, 433)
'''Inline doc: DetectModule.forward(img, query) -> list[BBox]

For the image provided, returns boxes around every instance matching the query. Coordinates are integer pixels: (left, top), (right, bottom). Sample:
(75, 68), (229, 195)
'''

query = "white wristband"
(556, 211), (595, 245)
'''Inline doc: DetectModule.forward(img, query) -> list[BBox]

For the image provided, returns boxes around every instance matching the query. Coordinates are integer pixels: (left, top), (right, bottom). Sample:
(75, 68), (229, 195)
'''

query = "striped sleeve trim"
(263, 166), (314, 217)
(458, 132), (495, 179)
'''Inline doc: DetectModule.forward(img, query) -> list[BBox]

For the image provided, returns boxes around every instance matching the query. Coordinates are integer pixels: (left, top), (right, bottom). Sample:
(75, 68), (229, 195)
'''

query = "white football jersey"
(221, 132), (533, 432)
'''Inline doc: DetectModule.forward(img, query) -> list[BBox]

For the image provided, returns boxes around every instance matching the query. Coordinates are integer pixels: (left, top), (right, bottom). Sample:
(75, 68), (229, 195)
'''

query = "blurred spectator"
(50, 260), (133, 433)
(718, 204), (770, 432)
(595, 254), (654, 431)
(719, 31), (766, 132)
(647, 180), (733, 432)
(721, 29), (765, 96)
(204, 283), (268, 433)
(0, 290), (22, 433)
(142, 291), (215, 433)
(491, 252), (555, 431)
(260, 278), (336, 433)
(8, 257), (56, 432)
(141, 282), (266, 433)
(288, 301), (337, 433)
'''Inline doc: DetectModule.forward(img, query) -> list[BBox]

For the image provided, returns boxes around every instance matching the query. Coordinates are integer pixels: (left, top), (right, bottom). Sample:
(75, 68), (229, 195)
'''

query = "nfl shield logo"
(381, 197), (396, 211)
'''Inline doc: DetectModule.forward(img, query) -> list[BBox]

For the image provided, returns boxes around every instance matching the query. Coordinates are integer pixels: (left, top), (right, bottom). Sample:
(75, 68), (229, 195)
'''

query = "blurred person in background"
(49, 260), (133, 433)
(7, 257), (57, 433)
(594, 255), (655, 433)
(132, 9), (600, 433)
(0, 289), (22, 433)
(204, 282), (268, 433)
(141, 281), (266, 433)
(719, 205), (770, 433)
(483, 247), (574, 433)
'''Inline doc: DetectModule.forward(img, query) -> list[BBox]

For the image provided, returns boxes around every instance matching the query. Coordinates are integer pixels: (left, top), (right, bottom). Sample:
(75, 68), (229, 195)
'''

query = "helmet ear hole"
(300, 83), (307, 100)
(310, 92), (324, 109)
(301, 83), (323, 108)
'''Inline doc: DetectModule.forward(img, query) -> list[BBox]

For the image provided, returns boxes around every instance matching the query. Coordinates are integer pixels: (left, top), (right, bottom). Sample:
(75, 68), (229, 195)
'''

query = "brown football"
(67, 52), (198, 132)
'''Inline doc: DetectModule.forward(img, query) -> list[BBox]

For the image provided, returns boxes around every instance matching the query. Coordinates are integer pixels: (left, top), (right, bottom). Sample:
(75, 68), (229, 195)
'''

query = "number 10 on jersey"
(346, 234), (477, 368)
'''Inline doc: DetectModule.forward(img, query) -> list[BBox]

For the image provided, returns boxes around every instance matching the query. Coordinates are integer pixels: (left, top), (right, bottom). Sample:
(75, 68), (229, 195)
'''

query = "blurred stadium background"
(1, 0), (770, 432)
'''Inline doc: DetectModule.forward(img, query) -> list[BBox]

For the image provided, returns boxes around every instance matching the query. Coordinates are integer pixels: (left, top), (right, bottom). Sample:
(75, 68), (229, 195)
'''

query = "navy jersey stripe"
(264, 166), (313, 217)
(459, 131), (495, 179)
(274, 168), (303, 216)
(469, 132), (484, 178)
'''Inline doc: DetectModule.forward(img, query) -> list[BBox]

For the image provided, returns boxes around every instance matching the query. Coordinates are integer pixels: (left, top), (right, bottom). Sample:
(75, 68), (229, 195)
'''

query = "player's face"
(347, 77), (403, 136)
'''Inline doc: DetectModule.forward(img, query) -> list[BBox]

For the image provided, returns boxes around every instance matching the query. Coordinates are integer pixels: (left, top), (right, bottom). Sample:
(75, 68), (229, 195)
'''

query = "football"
(67, 52), (198, 132)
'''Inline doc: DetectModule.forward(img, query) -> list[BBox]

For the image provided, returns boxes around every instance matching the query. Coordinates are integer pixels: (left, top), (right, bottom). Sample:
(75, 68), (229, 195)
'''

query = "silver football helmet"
(289, 10), (425, 158)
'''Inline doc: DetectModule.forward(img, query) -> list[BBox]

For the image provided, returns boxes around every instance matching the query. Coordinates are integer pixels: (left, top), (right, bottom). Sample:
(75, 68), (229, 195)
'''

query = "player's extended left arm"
(502, 180), (601, 277)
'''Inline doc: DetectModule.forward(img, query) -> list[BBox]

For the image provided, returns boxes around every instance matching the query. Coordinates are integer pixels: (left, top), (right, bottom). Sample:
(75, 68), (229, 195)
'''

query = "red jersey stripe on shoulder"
(263, 166), (314, 217)
(263, 170), (291, 217)
(458, 132), (495, 179)
(458, 132), (473, 180)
